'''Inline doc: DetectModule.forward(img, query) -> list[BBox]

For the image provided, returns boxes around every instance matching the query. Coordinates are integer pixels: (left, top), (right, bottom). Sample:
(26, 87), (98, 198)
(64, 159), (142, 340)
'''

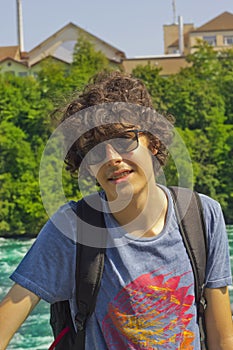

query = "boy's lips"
(108, 169), (133, 181)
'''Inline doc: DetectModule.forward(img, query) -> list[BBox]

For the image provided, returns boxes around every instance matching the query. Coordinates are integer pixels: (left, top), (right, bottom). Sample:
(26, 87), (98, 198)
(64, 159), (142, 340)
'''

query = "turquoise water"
(1, 226), (233, 349)
(0, 238), (53, 349)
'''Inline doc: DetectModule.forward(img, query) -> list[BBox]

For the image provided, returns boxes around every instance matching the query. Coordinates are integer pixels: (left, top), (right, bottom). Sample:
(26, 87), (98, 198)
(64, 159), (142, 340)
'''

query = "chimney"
(172, 0), (177, 24)
(178, 15), (184, 55)
(16, 0), (25, 53)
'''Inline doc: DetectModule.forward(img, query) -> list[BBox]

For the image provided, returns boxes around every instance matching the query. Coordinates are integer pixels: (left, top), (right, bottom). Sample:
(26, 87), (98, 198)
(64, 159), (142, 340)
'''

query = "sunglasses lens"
(82, 131), (139, 165)
(111, 131), (138, 153)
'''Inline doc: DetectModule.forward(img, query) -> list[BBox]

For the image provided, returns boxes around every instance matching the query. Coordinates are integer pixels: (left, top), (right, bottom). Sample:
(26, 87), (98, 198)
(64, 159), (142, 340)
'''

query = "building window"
(203, 36), (216, 46)
(224, 36), (233, 45)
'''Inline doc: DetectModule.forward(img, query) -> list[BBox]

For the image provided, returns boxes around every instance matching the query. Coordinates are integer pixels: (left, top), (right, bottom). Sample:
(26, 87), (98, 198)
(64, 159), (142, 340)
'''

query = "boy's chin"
(106, 184), (135, 206)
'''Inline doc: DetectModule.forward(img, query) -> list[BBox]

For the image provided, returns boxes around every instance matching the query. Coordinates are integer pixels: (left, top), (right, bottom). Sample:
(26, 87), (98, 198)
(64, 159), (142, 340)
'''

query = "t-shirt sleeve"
(200, 194), (232, 288)
(10, 203), (77, 303)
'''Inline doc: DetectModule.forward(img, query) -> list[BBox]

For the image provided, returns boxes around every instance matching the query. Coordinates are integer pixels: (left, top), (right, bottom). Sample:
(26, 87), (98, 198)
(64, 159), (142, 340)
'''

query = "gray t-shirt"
(11, 187), (232, 349)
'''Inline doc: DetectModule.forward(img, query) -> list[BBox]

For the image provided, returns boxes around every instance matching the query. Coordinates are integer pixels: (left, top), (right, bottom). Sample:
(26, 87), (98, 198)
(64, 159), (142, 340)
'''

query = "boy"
(0, 71), (233, 349)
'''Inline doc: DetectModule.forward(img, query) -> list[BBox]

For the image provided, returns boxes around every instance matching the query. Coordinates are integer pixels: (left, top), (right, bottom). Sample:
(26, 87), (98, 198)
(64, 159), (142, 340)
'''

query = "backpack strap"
(49, 193), (106, 350)
(73, 193), (107, 349)
(169, 186), (208, 349)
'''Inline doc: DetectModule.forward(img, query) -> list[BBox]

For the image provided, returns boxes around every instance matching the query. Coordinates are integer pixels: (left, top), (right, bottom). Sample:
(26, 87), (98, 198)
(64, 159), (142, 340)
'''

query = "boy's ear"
(151, 147), (158, 156)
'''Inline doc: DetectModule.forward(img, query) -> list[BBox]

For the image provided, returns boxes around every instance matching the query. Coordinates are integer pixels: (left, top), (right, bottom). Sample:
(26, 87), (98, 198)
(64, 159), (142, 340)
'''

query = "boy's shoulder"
(198, 192), (222, 218)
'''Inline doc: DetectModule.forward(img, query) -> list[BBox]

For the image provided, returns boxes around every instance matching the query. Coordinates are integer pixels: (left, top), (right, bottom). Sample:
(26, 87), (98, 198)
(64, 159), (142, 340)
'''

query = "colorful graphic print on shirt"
(102, 270), (195, 349)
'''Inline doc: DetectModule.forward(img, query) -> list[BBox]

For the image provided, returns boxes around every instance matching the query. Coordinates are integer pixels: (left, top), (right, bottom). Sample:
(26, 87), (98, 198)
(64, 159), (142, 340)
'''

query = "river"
(1, 226), (233, 349)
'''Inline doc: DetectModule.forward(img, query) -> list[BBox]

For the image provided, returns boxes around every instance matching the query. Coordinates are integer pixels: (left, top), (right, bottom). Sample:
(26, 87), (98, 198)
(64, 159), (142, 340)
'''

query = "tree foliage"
(0, 37), (114, 235)
(1, 39), (233, 236)
(133, 42), (233, 222)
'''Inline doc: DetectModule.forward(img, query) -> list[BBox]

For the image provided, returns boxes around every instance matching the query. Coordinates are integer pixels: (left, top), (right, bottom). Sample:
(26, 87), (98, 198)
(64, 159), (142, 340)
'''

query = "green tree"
(216, 49), (233, 124)
(0, 121), (46, 234)
(67, 35), (111, 90)
(0, 37), (116, 235)
(132, 63), (168, 112)
(185, 40), (221, 80)
(220, 126), (233, 223)
(0, 74), (53, 147)
(132, 43), (233, 222)
(36, 58), (71, 101)
(1, 41), (233, 234)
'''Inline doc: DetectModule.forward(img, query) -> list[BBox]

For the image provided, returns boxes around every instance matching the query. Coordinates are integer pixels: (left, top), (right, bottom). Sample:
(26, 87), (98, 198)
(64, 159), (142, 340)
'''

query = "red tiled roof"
(0, 46), (20, 60)
(0, 46), (29, 63)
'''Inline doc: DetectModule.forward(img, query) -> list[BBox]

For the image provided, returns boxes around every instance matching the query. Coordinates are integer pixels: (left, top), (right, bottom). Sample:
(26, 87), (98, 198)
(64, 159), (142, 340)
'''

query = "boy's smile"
(107, 168), (134, 184)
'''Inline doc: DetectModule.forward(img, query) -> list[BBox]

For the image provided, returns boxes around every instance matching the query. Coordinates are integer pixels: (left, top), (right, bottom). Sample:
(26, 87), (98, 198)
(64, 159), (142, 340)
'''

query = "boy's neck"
(107, 184), (168, 238)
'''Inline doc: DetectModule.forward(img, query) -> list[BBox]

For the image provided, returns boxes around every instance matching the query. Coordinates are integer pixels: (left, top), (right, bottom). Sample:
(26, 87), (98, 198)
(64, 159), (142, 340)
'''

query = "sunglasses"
(77, 129), (145, 166)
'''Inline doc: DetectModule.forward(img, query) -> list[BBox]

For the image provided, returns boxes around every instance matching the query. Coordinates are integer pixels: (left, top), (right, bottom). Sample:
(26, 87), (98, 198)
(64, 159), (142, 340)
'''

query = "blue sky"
(1, 0), (233, 57)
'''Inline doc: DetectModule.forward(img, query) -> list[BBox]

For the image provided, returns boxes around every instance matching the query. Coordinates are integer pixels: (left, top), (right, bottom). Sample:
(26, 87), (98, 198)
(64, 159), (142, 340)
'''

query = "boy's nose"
(104, 143), (122, 163)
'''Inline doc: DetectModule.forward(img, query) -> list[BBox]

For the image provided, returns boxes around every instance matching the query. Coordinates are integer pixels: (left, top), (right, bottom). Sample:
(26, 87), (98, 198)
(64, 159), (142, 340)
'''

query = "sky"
(1, 0), (233, 58)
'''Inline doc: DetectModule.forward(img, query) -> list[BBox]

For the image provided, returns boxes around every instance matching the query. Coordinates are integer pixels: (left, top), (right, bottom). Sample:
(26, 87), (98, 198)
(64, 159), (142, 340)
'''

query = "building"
(122, 54), (191, 78)
(165, 11), (233, 54)
(123, 11), (233, 75)
(0, 22), (125, 77)
(28, 22), (125, 69)
(189, 11), (233, 52)
(0, 11), (233, 77)
(0, 46), (29, 76)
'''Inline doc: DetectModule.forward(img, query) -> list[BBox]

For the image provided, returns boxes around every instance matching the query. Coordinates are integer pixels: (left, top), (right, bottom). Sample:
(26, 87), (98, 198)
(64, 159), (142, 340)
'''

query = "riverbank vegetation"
(1, 38), (233, 235)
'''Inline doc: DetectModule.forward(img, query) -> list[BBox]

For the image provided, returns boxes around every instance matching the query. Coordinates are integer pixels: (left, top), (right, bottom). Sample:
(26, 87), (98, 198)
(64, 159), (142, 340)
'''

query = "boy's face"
(83, 130), (157, 203)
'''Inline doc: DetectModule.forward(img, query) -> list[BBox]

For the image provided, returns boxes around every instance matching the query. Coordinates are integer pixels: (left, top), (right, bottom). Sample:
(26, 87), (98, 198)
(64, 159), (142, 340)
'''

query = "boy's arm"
(205, 286), (233, 349)
(0, 283), (40, 350)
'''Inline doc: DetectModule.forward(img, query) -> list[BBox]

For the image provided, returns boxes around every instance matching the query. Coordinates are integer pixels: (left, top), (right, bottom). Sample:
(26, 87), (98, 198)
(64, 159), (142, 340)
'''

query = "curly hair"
(58, 71), (175, 175)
